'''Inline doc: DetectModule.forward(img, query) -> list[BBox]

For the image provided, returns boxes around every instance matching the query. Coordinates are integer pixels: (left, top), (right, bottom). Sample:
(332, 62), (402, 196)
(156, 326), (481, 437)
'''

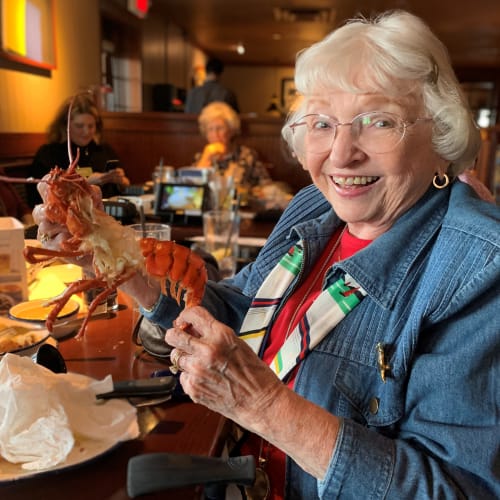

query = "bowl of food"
(0, 317), (50, 358)
(9, 298), (80, 323)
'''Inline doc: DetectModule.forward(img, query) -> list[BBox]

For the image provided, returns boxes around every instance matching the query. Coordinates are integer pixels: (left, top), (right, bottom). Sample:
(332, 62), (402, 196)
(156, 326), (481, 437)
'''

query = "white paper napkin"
(0, 353), (139, 471)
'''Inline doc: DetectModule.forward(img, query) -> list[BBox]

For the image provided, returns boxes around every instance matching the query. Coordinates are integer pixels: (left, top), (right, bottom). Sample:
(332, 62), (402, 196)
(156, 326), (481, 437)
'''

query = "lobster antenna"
(67, 95), (76, 165)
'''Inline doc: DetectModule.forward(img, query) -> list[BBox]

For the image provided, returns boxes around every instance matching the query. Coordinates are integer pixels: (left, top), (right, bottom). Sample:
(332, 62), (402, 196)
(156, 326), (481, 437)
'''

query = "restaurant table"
(0, 293), (231, 500)
(168, 216), (277, 243)
(168, 215), (277, 272)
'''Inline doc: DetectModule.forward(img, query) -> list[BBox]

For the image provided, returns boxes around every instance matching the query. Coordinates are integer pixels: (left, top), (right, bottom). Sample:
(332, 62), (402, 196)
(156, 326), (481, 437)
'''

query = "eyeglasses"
(289, 111), (431, 155)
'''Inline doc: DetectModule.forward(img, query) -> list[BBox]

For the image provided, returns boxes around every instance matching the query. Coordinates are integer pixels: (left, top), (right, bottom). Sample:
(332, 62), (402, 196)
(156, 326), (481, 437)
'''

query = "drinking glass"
(203, 210), (240, 279)
(127, 223), (171, 327)
(129, 223), (172, 241)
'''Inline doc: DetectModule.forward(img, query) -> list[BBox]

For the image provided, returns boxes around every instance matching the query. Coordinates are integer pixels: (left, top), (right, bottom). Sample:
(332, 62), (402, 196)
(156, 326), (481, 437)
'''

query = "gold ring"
(40, 233), (51, 244)
(170, 350), (182, 374)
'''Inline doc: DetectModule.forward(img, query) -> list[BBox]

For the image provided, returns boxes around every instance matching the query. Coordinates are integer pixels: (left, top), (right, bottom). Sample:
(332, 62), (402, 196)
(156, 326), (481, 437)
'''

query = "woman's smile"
(331, 175), (380, 187)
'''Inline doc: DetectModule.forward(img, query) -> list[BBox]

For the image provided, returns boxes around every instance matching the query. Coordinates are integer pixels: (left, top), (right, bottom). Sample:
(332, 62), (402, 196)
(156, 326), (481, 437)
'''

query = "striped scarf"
(239, 241), (366, 380)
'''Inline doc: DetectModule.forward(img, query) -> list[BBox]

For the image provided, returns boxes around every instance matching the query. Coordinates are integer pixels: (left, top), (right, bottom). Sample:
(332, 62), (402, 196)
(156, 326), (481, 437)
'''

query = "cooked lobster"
(23, 150), (206, 339)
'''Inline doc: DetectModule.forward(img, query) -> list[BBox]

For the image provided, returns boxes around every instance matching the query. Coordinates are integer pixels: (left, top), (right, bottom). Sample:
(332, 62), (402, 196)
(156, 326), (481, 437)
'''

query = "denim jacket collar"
(288, 185), (450, 309)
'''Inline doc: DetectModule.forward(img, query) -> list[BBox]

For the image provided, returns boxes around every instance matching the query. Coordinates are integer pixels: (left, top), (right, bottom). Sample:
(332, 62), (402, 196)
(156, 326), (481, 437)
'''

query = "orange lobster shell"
(140, 238), (207, 308)
(22, 156), (207, 338)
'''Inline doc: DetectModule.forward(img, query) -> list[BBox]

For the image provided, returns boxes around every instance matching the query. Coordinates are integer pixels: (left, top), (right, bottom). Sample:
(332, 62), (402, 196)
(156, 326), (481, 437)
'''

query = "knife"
(127, 453), (255, 497)
(96, 376), (177, 399)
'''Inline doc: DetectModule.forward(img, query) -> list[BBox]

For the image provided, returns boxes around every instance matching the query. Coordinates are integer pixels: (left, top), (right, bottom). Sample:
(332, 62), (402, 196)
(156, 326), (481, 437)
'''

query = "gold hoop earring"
(433, 173), (449, 189)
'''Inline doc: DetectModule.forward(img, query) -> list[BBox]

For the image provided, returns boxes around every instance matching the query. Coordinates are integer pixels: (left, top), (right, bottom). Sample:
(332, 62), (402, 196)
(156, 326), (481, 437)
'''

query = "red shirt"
(248, 227), (372, 499)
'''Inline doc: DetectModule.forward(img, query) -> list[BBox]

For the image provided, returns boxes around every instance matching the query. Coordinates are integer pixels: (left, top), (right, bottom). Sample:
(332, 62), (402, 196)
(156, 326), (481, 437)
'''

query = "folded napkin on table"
(0, 353), (139, 471)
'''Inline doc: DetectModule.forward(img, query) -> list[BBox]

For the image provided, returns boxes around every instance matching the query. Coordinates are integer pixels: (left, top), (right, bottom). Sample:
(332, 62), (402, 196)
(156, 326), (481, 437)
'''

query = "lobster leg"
(45, 277), (107, 332)
(73, 270), (137, 339)
(169, 245), (191, 303)
(23, 245), (86, 264)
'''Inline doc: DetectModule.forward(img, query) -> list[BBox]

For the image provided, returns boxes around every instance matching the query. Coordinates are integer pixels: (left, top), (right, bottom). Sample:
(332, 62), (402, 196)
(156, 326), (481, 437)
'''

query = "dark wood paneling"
(0, 114), (311, 192)
(101, 111), (311, 192)
(476, 126), (500, 200)
(0, 133), (45, 161)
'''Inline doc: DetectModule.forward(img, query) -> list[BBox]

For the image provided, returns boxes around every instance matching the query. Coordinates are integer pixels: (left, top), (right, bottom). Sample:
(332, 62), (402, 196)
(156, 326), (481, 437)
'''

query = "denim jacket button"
(369, 397), (380, 415)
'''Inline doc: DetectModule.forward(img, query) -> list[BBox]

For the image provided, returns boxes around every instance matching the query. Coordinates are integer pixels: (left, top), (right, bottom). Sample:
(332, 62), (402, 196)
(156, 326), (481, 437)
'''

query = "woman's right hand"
(165, 306), (285, 431)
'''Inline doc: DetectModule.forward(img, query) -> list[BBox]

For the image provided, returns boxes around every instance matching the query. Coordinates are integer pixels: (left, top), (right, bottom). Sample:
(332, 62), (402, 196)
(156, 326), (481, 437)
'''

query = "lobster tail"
(139, 238), (207, 307)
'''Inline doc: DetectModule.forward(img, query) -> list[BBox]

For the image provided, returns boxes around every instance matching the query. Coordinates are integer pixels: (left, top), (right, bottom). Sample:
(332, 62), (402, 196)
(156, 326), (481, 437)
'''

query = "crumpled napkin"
(0, 353), (139, 471)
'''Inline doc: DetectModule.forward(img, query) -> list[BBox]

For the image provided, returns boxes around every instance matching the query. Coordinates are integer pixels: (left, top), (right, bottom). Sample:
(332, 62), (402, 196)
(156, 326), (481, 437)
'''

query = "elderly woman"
(27, 93), (129, 207)
(35, 10), (498, 499)
(195, 101), (272, 189)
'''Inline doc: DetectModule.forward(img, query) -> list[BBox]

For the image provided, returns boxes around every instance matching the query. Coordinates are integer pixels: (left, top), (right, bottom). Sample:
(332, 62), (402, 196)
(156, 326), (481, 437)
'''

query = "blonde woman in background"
(195, 101), (272, 188)
(27, 92), (129, 207)
(194, 101), (292, 210)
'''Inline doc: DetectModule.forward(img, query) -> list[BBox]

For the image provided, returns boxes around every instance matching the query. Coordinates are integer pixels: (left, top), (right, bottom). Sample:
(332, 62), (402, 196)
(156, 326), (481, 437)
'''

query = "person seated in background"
(184, 58), (240, 114)
(194, 101), (291, 209)
(0, 179), (34, 225)
(33, 10), (499, 498)
(27, 92), (130, 207)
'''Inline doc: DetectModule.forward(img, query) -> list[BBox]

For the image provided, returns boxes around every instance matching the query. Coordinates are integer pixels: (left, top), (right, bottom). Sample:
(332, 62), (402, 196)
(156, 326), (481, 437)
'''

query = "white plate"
(0, 437), (122, 482)
(0, 317), (50, 357)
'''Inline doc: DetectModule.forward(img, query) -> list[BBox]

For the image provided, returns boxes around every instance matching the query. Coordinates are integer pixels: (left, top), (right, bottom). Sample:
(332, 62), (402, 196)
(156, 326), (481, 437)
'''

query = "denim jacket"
(143, 180), (500, 499)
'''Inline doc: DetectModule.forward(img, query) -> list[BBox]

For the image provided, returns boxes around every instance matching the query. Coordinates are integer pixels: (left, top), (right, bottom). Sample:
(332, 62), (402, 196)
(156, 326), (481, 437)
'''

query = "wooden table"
(169, 216), (277, 243)
(0, 293), (230, 500)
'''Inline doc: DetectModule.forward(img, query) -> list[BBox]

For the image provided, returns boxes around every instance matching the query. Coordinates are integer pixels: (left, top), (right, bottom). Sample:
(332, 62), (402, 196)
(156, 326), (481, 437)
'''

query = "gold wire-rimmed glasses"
(289, 111), (432, 155)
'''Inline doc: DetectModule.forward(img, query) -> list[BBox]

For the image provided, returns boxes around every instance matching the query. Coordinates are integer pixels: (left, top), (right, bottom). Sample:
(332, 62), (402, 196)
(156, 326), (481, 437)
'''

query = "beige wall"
(0, 0), (101, 133)
(0, 0), (295, 133)
(224, 65), (294, 116)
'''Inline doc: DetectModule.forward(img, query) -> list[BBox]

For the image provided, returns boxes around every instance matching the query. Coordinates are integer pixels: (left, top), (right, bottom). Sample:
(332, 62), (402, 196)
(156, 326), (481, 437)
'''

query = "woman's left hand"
(165, 306), (283, 431)
(31, 176), (103, 269)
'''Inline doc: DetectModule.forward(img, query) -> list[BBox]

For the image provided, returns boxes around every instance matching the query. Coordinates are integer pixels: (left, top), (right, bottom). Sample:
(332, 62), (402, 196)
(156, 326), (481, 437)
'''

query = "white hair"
(282, 10), (481, 176)
(198, 101), (240, 136)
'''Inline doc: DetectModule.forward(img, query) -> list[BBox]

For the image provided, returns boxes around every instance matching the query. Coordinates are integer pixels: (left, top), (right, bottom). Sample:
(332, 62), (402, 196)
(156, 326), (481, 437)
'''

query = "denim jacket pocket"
(334, 359), (405, 427)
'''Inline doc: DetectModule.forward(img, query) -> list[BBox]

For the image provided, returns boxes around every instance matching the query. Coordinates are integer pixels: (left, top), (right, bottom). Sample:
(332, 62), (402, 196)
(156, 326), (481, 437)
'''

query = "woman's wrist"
(141, 292), (162, 312)
(119, 271), (161, 310)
